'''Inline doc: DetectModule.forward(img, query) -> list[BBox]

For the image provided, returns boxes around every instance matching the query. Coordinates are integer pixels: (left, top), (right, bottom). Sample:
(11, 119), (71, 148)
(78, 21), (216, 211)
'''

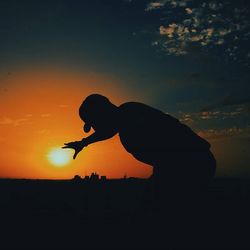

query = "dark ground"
(0, 177), (250, 249)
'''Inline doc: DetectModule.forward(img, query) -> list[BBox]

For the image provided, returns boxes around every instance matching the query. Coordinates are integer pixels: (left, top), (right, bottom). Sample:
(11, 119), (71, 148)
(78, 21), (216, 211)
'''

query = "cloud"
(145, 1), (167, 11)
(146, 0), (192, 11)
(40, 113), (51, 118)
(145, 0), (250, 66)
(198, 126), (250, 141)
(0, 117), (13, 125)
(159, 24), (177, 37)
(185, 7), (192, 14)
(179, 104), (248, 125)
(179, 113), (193, 123)
(0, 117), (30, 126)
(179, 111), (220, 123)
(199, 111), (220, 120)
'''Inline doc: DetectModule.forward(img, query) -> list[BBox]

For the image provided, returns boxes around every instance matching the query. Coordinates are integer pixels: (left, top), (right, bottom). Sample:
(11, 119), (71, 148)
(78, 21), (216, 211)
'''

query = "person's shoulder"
(119, 102), (146, 110)
(119, 102), (161, 115)
(119, 102), (176, 120)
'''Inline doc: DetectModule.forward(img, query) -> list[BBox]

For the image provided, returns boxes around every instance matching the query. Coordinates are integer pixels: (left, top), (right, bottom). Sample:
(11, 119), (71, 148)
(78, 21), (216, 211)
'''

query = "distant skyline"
(0, 0), (249, 179)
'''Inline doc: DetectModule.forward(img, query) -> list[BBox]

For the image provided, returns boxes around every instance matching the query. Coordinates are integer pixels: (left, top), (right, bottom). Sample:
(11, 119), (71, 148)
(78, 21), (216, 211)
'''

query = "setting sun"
(0, 69), (151, 179)
(47, 147), (72, 167)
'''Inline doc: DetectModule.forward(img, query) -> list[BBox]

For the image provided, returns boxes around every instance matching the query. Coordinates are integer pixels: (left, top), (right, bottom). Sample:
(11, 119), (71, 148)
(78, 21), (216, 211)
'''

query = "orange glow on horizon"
(0, 67), (152, 179)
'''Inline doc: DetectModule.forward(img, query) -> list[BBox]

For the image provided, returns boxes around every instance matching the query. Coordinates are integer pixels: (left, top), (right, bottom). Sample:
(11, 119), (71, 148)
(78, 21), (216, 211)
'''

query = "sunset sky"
(0, 0), (250, 179)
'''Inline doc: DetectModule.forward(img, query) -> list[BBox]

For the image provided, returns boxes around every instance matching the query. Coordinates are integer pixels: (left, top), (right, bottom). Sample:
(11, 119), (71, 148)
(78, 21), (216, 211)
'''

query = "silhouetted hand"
(62, 140), (87, 159)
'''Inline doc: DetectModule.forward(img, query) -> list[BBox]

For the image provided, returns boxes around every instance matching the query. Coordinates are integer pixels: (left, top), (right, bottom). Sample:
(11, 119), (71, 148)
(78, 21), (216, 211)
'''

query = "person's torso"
(118, 102), (210, 165)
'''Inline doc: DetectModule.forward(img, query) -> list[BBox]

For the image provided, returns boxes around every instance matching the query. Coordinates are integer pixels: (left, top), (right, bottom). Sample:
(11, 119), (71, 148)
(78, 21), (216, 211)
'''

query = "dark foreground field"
(0, 177), (250, 249)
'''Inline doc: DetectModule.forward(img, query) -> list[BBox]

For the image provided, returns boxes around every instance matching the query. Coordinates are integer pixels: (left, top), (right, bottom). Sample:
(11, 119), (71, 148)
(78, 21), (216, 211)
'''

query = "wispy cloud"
(180, 113), (193, 123)
(179, 103), (249, 124)
(198, 126), (250, 141)
(146, 0), (191, 11)
(40, 113), (51, 118)
(0, 117), (30, 126)
(179, 111), (220, 124)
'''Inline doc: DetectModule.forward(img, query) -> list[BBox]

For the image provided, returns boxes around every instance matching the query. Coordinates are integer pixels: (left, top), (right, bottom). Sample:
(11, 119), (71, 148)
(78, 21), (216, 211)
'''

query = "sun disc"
(47, 147), (72, 167)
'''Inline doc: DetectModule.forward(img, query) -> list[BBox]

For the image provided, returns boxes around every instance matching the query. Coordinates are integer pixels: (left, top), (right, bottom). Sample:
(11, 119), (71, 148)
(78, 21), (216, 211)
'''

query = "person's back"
(117, 102), (216, 189)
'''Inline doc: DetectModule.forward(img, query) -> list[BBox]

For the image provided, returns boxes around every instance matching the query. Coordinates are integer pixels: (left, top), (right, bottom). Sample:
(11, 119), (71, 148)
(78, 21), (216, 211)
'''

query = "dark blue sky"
(0, 0), (250, 176)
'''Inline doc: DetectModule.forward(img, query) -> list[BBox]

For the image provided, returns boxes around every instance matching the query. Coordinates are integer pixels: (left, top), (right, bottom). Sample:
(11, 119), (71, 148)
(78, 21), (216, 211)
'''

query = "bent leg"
(150, 149), (216, 200)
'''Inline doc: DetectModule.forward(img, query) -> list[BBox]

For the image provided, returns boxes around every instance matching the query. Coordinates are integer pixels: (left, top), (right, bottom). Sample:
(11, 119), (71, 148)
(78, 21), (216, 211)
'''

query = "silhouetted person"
(63, 94), (216, 193)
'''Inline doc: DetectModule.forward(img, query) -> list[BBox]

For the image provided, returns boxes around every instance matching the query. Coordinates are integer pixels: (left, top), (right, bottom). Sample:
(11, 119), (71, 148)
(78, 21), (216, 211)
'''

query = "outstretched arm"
(62, 129), (117, 159)
(83, 129), (116, 146)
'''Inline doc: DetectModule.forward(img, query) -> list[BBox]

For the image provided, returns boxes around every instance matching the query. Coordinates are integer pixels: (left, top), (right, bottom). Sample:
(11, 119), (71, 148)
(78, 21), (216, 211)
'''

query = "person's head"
(79, 94), (118, 133)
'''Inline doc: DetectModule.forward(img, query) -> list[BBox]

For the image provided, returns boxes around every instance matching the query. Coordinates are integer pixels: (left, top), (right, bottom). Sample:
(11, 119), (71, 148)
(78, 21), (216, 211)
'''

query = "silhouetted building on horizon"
(90, 172), (99, 181)
(72, 172), (143, 183)
(100, 176), (107, 181)
(72, 175), (82, 182)
(72, 172), (108, 182)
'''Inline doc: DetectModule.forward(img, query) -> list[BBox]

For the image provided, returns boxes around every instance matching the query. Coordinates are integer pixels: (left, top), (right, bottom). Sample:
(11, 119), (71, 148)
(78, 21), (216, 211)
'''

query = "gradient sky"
(0, 0), (249, 179)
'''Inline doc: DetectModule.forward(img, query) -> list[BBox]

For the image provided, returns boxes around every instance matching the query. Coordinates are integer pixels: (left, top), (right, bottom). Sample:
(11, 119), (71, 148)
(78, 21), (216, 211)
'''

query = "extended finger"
(73, 151), (78, 159)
